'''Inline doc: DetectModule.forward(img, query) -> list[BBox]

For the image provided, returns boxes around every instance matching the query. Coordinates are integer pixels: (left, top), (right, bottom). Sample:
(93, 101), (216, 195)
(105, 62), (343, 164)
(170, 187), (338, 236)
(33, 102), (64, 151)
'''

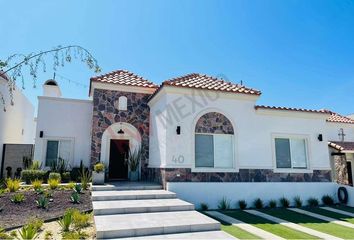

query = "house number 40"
(172, 155), (184, 164)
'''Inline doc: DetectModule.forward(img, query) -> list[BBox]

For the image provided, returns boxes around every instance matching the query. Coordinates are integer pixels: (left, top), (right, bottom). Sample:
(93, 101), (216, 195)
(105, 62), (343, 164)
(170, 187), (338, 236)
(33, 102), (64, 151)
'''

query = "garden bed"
(0, 190), (92, 229)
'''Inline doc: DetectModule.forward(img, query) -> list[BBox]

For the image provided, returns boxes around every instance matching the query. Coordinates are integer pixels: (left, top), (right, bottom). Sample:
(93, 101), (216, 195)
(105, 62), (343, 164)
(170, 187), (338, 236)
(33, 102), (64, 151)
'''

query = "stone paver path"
(321, 207), (354, 218)
(290, 208), (354, 229)
(206, 211), (284, 240)
(245, 209), (342, 240)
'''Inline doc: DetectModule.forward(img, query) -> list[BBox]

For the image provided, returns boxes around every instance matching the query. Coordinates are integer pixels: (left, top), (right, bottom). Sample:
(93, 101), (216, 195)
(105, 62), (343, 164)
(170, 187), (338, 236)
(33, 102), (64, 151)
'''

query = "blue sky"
(1, 0), (354, 114)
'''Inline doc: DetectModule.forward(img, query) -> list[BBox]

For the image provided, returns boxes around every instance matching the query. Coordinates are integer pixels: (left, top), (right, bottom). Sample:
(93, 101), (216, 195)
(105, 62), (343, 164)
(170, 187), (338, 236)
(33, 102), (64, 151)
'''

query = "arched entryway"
(100, 122), (141, 180)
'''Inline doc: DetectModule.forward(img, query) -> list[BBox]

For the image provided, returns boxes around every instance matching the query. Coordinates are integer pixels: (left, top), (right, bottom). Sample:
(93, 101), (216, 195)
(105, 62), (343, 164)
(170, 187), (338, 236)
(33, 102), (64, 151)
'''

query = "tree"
(0, 45), (101, 111)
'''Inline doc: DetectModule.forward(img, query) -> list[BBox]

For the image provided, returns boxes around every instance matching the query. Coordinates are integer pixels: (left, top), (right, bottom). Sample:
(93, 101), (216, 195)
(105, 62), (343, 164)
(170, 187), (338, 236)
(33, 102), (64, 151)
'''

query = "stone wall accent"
(333, 154), (348, 185)
(148, 168), (332, 188)
(1, 144), (34, 178)
(91, 89), (151, 180)
(195, 112), (234, 134)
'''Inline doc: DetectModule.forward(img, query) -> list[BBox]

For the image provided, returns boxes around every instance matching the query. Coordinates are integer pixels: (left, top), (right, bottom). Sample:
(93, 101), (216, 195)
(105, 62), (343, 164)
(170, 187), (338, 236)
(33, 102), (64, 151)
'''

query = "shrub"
(11, 193), (25, 203)
(74, 184), (82, 194)
(50, 157), (70, 174)
(238, 200), (247, 210)
(48, 179), (60, 190)
(322, 195), (335, 206)
(29, 161), (42, 170)
(72, 210), (91, 230)
(31, 179), (42, 191)
(294, 196), (303, 208)
(58, 209), (73, 232)
(80, 168), (91, 190)
(62, 231), (88, 240)
(94, 163), (105, 173)
(218, 197), (231, 210)
(199, 203), (209, 211)
(61, 172), (71, 183)
(307, 197), (319, 207)
(27, 218), (44, 232)
(6, 178), (21, 192)
(36, 196), (49, 209)
(21, 170), (47, 184)
(66, 182), (76, 190)
(269, 199), (277, 208)
(18, 224), (38, 240)
(279, 197), (290, 208)
(48, 172), (61, 182)
(253, 198), (263, 209)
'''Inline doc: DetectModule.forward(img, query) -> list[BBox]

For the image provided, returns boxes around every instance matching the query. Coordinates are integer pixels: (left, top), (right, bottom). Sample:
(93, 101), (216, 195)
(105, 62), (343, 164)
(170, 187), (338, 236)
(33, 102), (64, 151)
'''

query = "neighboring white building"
(33, 70), (354, 206)
(34, 80), (92, 169)
(0, 72), (35, 177)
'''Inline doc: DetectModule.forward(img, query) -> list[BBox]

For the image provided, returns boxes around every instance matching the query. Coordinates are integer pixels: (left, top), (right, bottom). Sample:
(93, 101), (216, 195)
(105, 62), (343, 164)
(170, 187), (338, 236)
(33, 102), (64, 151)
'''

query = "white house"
(33, 70), (354, 206)
(0, 72), (35, 178)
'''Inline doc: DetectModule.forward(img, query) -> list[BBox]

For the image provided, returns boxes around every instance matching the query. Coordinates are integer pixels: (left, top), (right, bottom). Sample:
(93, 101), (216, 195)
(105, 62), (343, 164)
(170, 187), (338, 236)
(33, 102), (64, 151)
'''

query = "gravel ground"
(0, 189), (92, 229)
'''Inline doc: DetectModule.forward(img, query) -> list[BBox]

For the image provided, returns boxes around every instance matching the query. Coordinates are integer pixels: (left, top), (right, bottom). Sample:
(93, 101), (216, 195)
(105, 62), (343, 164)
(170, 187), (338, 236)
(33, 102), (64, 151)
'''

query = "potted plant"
(92, 162), (105, 185)
(125, 147), (141, 181)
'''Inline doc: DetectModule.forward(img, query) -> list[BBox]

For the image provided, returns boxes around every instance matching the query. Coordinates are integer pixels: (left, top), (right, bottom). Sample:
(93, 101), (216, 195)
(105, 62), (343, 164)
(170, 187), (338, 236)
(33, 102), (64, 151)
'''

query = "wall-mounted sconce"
(176, 126), (181, 135)
(39, 131), (44, 138)
(318, 134), (323, 142)
(117, 129), (124, 134)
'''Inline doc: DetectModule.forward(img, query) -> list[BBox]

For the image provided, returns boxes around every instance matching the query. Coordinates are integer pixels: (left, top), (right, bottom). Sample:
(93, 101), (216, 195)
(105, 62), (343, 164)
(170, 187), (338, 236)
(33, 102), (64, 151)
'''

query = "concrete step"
(94, 210), (221, 239)
(92, 182), (162, 191)
(117, 230), (237, 239)
(93, 198), (194, 215)
(92, 190), (176, 201)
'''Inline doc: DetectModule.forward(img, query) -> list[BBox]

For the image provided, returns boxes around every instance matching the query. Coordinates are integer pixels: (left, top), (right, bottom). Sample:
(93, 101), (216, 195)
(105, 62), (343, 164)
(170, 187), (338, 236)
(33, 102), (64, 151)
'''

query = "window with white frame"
(45, 140), (72, 167)
(274, 137), (308, 169)
(195, 134), (234, 168)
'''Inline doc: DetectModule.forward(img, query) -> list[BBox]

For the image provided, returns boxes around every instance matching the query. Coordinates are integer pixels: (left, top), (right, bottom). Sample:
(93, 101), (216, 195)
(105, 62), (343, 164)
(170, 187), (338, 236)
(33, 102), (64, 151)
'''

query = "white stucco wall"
(34, 96), (92, 168)
(149, 86), (331, 172)
(167, 182), (339, 209)
(0, 76), (35, 166)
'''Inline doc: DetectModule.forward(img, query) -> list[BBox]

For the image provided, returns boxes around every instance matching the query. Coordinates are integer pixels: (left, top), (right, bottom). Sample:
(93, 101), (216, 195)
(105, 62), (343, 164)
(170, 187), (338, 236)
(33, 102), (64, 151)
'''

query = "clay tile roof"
(325, 110), (354, 124)
(254, 105), (329, 114)
(328, 141), (354, 152)
(163, 73), (261, 96)
(90, 70), (158, 88)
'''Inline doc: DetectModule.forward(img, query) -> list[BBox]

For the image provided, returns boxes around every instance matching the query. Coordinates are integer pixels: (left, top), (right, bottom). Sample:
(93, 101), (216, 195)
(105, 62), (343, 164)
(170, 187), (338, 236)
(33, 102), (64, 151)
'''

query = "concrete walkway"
(245, 209), (342, 240)
(321, 207), (354, 218)
(289, 208), (354, 229)
(92, 182), (235, 239)
(205, 211), (284, 240)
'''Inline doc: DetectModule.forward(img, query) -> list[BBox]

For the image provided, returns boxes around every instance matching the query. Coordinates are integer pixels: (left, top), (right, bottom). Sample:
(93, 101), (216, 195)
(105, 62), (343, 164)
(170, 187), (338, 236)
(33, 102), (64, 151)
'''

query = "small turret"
(43, 79), (61, 97)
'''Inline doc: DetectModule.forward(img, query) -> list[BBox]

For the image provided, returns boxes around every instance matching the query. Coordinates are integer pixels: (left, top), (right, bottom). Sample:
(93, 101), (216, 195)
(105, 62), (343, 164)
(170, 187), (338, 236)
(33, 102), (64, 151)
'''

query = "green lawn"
(203, 212), (259, 239)
(221, 210), (318, 239)
(261, 208), (354, 239)
(305, 207), (354, 224)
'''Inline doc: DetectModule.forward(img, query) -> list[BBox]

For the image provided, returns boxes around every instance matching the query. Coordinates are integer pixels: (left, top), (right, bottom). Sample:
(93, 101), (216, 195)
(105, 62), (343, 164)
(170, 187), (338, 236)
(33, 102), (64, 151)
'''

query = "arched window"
(118, 96), (127, 111)
(195, 112), (234, 169)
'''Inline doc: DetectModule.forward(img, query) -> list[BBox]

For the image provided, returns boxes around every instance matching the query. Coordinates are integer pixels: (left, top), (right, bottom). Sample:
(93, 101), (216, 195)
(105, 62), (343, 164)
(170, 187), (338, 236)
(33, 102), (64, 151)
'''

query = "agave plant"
(58, 210), (73, 232)
(36, 196), (49, 209)
(18, 224), (39, 240)
(71, 192), (80, 204)
(125, 147), (142, 172)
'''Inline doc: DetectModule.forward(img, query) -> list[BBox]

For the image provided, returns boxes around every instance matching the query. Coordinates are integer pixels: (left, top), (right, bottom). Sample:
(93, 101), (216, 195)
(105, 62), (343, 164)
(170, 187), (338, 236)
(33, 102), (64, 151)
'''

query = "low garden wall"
(167, 182), (339, 209)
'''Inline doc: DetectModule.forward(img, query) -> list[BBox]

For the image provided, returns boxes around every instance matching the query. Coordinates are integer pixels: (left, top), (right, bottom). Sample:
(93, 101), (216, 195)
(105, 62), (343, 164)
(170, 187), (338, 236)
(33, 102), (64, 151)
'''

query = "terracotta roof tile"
(90, 70), (158, 88)
(329, 141), (354, 152)
(326, 110), (354, 124)
(255, 105), (329, 114)
(163, 73), (261, 96)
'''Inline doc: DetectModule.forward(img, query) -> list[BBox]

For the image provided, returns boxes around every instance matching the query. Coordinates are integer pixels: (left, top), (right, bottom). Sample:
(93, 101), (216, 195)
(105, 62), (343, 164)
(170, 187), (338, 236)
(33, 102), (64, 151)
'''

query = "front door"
(109, 139), (129, 180)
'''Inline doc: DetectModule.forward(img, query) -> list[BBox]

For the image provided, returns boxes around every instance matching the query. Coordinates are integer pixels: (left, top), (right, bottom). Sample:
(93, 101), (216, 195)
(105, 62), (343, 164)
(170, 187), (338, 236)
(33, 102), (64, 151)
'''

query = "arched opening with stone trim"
(194, 111), (235, 170)
(100, 122), (142, 180)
